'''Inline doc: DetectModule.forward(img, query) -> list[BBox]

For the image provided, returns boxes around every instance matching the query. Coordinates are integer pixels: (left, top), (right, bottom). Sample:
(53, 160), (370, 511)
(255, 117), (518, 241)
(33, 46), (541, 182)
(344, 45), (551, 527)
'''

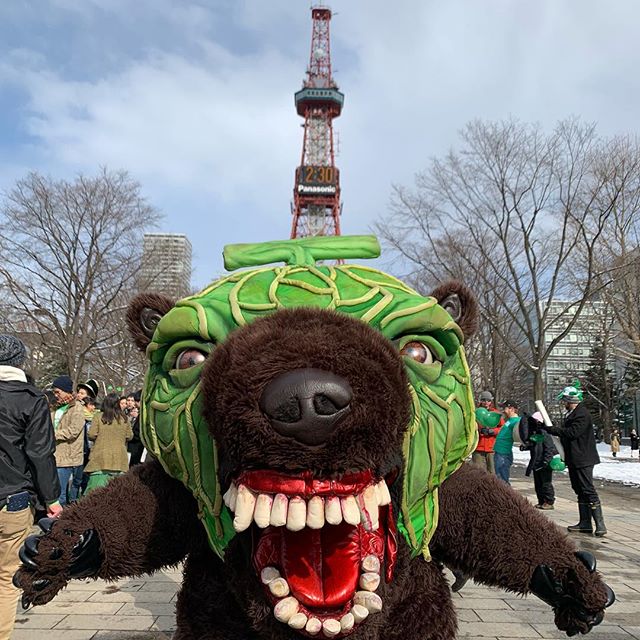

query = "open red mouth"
(223, 469), (397, 637)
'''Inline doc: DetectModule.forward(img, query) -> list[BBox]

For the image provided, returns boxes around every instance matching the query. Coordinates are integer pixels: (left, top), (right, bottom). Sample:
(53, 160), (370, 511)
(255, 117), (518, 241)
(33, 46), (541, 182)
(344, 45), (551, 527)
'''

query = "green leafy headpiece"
(139, 235), (477, 560)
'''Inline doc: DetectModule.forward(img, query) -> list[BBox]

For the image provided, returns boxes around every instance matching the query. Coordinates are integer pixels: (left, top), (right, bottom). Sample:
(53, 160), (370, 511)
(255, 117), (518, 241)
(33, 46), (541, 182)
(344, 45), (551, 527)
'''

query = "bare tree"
(0, 168), (161, 384)
(589, 136), (640, 361)
(377, 118), (623, 401)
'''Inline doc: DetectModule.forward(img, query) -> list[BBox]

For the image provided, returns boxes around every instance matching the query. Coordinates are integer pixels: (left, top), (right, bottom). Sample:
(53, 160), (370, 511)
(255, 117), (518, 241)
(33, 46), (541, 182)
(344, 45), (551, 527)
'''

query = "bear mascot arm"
(431, 464), (612, 635)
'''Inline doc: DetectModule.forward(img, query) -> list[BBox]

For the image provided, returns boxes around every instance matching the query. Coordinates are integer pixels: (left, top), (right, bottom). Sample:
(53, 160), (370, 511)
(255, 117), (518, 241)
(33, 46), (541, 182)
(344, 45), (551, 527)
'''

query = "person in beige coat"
(51, 376), (87, 505)
(84, 393), (133, 494)
(610, 430), (620, 458)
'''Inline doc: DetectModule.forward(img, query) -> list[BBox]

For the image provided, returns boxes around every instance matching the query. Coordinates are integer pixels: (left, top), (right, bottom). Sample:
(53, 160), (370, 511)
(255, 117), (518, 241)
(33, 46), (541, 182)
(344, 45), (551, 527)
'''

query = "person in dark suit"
(548, 384), (606, 537)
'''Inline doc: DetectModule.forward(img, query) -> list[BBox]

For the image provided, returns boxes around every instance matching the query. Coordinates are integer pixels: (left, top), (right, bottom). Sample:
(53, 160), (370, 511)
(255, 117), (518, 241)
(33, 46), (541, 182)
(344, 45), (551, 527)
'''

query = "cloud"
(1, 0), (640, 286)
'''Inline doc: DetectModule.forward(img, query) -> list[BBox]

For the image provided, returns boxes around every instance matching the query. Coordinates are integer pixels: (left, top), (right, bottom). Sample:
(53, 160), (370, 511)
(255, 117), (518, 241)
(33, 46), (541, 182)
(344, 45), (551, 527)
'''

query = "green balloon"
(475, 407), (502, 428)
(549, 455), (566, 472)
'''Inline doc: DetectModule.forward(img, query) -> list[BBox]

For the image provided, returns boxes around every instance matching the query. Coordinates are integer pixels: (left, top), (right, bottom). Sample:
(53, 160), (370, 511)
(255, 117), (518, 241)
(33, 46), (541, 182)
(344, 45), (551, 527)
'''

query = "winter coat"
(52, 401), (87, 467)
(0, 369), (60, 510)
(610, 434), (620, 454)
(631, 432), (639, 451)
(84, 413), (133, 473)
(518, 413), (558, 476)
(549, 403), (600, 469)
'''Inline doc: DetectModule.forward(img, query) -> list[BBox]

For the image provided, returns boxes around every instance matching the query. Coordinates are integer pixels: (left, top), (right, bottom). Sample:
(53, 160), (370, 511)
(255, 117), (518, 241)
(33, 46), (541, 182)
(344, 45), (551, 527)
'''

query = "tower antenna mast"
(291, 5), (344, 239)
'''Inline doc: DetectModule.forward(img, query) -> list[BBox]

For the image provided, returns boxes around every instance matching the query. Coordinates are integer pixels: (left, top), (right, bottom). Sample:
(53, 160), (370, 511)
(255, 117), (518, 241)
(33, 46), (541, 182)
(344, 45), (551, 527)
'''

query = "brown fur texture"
(126, 293), (175, 351)
(16, 301), (612, 639)
(432, 464), (609, 634)
(203, 307), (410, 481)
(430, 280), (479, 338)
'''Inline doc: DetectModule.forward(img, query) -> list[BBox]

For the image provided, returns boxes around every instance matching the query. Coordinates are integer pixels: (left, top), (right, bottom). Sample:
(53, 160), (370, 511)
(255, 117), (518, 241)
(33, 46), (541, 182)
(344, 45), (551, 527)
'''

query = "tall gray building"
(141, 233), (192, 298)
(542, 299), (613, 392)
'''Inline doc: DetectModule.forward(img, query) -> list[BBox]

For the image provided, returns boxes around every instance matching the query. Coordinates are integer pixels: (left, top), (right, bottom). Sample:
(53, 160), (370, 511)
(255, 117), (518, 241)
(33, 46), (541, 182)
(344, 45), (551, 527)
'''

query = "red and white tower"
(291, 5), (344, 239)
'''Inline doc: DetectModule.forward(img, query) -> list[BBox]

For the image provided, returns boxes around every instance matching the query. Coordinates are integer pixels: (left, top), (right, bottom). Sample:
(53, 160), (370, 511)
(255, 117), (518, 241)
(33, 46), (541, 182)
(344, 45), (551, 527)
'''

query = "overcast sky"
(1, 0), (639, 287)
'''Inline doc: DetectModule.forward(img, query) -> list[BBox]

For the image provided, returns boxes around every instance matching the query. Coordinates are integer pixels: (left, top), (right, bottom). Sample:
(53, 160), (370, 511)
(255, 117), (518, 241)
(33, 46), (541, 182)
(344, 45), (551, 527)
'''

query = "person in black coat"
(630, 429), (639, 459)
(519, 411), (558, 509)
(0, 335), (61, 639)
(547, 385), (606, 537)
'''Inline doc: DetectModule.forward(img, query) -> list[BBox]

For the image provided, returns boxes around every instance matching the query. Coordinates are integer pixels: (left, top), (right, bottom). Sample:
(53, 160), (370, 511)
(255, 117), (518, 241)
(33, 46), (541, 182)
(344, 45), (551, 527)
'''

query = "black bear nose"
(259, 368), (352, 446)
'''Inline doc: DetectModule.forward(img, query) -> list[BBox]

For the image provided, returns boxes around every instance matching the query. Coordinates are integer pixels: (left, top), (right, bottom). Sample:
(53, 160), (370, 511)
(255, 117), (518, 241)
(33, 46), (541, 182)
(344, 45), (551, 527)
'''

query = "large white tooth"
(274, 596), (299, 623)
(254, 493), (273, 528)
(322, 619), (341, 637)
(305, 617), (322, 635)
(288, 612), (308, 630)
(233, 485), (256, 532)
(270, 493), (288, 527)
(306, 496), (325, 529)
(223, 482), (237, 511)
(360, 572), (381, 592)
(341, 495), (360, 526)
(268, 577), (290, 598)
(365, 485), (380, 530)
(354, 590), (383, 613)
(340, 612), (355, 632)
(286, 497), (307, 531)
(351, 604), (369, 623)
(362, 554), (381, 574)
(377, 480), (391, 506)
(325, 496), (342, 525)
(357, 486), (380, 531)
(261, 567), (281, 584)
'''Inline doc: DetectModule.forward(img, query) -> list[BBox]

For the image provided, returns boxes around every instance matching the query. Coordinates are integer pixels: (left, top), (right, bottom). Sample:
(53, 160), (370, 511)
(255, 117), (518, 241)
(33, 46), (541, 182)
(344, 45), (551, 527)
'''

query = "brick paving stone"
(92, 633), (172, 640)
(12, 631), (96, 640)
(13, 613), (67, 630)
(22, 601), (123, 616)
(150, 616), (177, 632)
(117, 602), (178, 617)
(476, 610), (554, 624)
(88, 590), (176, 603)
(455, 598), (514, 610)
(54, 615), (156, 631)
(458, 622), (540, 637)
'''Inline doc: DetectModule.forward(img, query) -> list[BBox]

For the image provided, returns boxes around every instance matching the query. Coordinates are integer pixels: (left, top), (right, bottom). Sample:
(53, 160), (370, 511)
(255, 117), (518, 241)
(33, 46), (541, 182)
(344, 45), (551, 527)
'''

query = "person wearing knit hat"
(50, 375), (87, 506)
(0, 335), (61, 639)
(0, 334), (27, 369)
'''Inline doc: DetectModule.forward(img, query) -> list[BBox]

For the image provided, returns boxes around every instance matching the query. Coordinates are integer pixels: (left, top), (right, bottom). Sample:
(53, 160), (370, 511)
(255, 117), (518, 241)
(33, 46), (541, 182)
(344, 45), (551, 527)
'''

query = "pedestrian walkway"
(12, 469), (640, 639)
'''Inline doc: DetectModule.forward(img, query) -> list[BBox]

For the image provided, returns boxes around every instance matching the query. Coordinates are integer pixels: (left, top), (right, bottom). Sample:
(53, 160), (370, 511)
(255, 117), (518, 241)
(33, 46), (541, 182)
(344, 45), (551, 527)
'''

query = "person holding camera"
(0, 335), (61, 640)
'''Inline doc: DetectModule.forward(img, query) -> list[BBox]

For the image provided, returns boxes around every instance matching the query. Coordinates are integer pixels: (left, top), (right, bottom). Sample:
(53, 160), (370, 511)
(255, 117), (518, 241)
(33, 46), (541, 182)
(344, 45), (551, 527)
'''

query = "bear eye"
(399, 341), (434, 365)
(175, 349), (207, 370)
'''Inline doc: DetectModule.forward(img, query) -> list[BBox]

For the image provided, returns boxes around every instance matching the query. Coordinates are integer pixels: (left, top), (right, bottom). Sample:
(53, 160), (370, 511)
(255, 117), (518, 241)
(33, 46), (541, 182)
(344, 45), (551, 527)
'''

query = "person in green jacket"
(494, 400), (521, 484)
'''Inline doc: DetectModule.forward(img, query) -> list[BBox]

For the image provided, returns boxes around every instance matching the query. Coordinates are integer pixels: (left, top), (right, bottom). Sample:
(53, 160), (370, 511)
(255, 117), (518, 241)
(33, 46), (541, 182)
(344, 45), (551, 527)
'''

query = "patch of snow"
(512, 443), (640, 487)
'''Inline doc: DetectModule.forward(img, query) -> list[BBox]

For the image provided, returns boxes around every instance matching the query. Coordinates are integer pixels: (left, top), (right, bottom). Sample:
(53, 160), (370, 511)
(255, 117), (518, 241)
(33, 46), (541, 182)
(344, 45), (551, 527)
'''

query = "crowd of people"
(470, 385), (607, 537)
(0, 334), (145, 639)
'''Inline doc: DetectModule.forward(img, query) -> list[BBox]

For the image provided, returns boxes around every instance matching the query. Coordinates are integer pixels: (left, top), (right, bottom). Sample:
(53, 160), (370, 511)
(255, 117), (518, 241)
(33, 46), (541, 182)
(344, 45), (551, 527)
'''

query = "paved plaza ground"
(12, 466), (640, 640)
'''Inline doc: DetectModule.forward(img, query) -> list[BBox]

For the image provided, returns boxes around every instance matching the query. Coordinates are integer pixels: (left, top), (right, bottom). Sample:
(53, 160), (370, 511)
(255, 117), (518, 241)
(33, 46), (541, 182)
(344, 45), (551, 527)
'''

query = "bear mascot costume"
(15, 236), (613, 639)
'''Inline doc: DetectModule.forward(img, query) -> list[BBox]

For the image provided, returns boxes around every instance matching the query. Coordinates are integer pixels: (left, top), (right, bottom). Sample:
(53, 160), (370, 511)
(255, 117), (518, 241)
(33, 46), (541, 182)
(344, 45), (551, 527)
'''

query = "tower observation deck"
(291, 6), (344, 239)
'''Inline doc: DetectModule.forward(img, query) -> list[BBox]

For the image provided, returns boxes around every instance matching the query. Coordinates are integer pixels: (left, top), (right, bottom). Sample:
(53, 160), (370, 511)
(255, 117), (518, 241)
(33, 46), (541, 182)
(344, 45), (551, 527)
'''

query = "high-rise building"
(140, 233), (192, 298)
(542, 299), (613, 391)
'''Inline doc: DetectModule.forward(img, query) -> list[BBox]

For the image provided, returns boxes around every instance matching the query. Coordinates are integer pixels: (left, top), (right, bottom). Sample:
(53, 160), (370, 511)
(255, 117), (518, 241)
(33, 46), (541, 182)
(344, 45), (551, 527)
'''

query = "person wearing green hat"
(547, 382), (606, 537)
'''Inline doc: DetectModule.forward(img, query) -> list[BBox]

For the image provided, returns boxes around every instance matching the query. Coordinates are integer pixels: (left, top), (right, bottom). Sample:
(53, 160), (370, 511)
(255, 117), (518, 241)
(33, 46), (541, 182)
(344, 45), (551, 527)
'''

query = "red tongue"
(281, 522), (361, 608)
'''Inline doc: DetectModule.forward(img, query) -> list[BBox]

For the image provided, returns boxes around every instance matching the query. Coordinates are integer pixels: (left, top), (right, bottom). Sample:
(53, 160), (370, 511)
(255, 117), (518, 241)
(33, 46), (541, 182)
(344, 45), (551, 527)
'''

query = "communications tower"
(291, 5), (344, 239)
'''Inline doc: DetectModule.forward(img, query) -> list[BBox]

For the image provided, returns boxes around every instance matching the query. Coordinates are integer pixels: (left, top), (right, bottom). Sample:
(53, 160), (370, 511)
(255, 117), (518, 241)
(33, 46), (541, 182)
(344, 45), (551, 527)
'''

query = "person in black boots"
(548, 383), (606, 537)
(519, 411), (558, 510)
